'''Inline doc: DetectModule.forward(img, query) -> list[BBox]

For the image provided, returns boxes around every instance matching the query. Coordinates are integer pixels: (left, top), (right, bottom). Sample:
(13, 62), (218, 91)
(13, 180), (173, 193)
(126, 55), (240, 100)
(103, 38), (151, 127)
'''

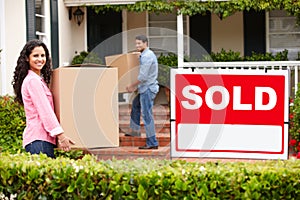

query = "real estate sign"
(170, 69), (289, 159)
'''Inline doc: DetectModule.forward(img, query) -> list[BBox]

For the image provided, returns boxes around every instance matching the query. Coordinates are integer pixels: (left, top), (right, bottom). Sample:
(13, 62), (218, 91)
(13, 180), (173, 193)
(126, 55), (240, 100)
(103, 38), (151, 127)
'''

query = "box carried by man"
(105, 53), (140, 93)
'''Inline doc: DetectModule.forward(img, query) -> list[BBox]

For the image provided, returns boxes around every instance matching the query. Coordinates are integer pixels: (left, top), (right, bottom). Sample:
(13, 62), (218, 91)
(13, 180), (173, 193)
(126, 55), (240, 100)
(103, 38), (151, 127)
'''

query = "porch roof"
(63, 0), (143, 7)
(63, 0), (228, 7)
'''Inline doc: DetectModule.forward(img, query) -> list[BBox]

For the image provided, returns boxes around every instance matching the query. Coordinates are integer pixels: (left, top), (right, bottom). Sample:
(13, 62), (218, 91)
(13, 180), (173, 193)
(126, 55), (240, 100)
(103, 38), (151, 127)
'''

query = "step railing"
(180, 61), (300, 96)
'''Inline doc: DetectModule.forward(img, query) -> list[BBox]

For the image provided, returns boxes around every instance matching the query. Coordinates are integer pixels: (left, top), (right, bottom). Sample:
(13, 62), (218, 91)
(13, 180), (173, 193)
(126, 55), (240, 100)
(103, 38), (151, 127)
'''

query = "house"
(1, 0), (300, 95)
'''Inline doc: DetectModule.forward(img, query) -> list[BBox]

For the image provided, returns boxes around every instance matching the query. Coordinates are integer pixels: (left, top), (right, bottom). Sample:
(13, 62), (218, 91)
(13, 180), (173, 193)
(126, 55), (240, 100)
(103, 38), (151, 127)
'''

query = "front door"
(87, 8), (122, 62)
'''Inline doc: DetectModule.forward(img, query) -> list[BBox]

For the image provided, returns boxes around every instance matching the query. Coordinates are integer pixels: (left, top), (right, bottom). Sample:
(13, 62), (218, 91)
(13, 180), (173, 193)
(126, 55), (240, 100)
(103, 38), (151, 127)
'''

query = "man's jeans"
(25, 140), (55, 158)
(130, 89), (158, 147)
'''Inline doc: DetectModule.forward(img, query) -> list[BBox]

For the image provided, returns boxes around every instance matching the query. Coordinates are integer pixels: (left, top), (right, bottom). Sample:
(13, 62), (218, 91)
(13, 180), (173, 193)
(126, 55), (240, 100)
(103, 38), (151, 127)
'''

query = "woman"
(12, 39), (74, 158)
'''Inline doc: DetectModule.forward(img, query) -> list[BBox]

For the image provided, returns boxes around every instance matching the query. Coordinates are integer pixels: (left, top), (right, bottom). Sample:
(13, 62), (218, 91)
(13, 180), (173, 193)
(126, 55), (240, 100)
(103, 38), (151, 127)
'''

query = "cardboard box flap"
(59, 63), (107, 68)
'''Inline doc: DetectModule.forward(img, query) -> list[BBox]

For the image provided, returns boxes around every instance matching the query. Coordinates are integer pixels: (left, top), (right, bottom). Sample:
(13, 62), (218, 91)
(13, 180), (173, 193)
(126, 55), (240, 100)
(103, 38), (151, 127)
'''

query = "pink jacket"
(21, 70), (63, 147)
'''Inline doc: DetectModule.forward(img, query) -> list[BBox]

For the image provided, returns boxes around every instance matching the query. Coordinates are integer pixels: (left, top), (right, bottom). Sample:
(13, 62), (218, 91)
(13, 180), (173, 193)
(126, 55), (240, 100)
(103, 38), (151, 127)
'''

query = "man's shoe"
(138, 145), (158, 150)
(124, 131), (141, 137)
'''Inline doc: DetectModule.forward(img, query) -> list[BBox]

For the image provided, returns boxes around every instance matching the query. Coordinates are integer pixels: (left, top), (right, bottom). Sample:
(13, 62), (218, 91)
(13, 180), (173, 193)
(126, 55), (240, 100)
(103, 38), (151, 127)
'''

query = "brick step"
(119, 119), (170, 127)
(119, 104), (170, 116)
(119, 126), (170, 134)
(88, 146), (170, 160)
(119, 104), (170, 122)
(119, 115), (169, 121)
(119, 119), (170, 126)
(119, 133), (170, 147)
(119, 119), (170, 134)
(119, 109), (170, 116)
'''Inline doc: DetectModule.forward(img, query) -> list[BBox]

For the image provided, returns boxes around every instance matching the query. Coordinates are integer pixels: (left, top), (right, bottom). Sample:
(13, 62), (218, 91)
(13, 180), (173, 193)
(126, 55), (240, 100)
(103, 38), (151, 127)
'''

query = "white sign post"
(170, 68), (289, 159)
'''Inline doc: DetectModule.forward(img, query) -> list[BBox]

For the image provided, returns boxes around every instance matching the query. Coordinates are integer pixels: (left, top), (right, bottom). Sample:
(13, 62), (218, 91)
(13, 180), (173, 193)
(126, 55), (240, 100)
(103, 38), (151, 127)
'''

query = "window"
(26, 0), (50, 45)
(189, 13), (211, 58)
(268, 10), (300, 60)
(148, 12), (189, 56)
(35, 0), (49, 44)
(244, 10), (265, 56)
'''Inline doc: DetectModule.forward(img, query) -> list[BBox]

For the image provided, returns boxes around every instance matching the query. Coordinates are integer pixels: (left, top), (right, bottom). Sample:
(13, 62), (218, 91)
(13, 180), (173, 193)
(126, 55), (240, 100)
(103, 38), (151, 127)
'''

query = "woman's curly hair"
(12, 39), (52, 105)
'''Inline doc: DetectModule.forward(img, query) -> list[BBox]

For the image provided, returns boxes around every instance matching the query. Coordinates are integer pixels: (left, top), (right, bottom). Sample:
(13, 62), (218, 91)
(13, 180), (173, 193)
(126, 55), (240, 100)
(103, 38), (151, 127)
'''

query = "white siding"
(1, 0), (26, 95)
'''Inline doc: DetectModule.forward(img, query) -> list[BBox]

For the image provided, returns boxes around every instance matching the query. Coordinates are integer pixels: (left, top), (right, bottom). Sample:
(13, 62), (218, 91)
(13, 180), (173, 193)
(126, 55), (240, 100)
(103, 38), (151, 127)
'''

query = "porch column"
(177, 13), (184, 68)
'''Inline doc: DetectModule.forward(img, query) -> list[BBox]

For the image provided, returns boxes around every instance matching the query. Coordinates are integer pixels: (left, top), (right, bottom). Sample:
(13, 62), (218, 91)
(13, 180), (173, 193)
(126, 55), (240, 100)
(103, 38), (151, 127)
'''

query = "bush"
(208, 49), (243, 62)
(204, 49), (289, 62)
(0, 96), (83, 159)
(157, 53), (177, 87)
(289, 84), (300, 156)
(71, 51), (102, 65)
(0, 153), (300, 199)
(0, 96), (25, 153)
(157, 50), (289, 86)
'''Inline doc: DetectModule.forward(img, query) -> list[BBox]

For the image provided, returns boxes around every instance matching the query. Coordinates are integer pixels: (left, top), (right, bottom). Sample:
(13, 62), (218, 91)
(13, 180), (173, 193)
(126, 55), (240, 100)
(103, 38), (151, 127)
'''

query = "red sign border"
(171, 69), (289, 158)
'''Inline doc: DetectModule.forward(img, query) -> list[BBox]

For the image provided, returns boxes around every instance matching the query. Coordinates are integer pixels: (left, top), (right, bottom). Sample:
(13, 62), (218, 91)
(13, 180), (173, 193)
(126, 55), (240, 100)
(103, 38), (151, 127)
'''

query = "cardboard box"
(51, 65), (119, 149)
(105, 53), (140, 93)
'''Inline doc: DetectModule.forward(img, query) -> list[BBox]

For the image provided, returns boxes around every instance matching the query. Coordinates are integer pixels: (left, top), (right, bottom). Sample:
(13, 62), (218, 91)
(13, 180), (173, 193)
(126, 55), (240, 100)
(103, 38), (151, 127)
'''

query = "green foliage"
(71, 51), (102, 65)
(157, 50), (289, 85)
(1, 153), (300, 199)
(91, 0), (300, 24)
(0, 95), (84, 159)
(0, 96), (25, 153)
(207, 49), (289, 62)
(245, 50), (289, 61)
(208, 49), (243, 62)
(157, 53), (177, 87)
(54, 149), (85, 160)
(289, 84), (300, 154)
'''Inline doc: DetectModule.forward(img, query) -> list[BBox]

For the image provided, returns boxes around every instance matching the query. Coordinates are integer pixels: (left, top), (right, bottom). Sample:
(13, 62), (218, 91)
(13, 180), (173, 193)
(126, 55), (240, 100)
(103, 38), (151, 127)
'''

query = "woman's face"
(27, 46), (46, 75)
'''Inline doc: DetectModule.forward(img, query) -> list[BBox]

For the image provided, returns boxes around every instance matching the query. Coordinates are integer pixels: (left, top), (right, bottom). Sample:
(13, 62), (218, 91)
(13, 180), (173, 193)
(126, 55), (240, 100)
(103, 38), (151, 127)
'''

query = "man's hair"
(135, 35), (148, 43)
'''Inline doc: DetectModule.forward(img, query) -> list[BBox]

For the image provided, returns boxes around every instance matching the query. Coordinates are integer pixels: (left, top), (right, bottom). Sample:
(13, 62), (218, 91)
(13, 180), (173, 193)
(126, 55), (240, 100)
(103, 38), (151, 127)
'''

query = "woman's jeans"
(130, 89), (158, 147)
(25, 140), (55, 158)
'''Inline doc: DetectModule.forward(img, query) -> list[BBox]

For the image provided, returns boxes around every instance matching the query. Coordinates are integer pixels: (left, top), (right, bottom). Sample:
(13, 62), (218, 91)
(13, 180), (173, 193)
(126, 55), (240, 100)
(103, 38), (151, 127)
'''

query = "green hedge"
(0, 153), (300, 199)
(71, 51), (102, 65)
(204, 49), (289, 62)
(0, 96), (83, 159)
(0, 96), (25, 154)
(157, 50), (289, 86)
(289, 83), (300, 156)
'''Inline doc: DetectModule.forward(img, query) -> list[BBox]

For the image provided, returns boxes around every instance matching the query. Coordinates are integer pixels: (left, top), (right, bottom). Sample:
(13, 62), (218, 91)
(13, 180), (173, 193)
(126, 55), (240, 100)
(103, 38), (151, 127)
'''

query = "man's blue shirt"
(137, 48), (159, 94)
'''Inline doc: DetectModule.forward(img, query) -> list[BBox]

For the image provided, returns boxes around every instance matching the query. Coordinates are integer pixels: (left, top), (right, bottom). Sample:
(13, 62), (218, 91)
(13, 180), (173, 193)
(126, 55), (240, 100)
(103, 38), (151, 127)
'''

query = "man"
(126, 35), (159, 149)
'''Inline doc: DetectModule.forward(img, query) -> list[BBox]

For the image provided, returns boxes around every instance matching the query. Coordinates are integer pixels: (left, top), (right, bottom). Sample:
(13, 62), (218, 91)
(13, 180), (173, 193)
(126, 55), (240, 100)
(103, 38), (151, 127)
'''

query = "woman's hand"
(57, 134), (75, 151)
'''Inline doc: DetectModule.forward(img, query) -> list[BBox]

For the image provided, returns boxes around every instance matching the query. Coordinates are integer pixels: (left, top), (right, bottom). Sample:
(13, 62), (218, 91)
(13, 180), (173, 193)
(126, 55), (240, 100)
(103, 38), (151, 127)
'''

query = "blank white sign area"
(177, 124), (282, 152)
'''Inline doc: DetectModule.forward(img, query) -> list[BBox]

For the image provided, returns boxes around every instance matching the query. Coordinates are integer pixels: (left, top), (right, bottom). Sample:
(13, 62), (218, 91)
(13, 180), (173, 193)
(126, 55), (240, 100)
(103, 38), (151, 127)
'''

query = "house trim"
(0, 0), (6, 94)
(43, 0), (52, 49)
(122, 10), (127, 53)
(63, 0), (143, 7)
(266, 11), (270, 53)
(146, 11), (149, 38)
(26, 0), (36, 40)
(177, 14), (184, 67)
(186, 15), (190, 56)
(50, 0), (59, 68)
